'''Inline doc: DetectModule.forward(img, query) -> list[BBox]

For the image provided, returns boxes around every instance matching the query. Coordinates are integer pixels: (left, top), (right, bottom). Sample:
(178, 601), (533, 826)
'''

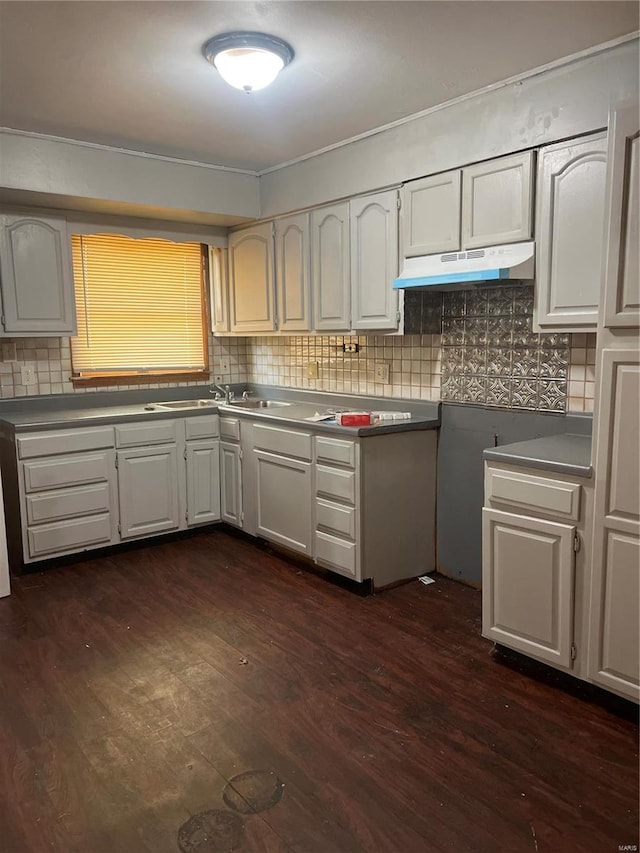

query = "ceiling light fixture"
(203, 31), (294, 94)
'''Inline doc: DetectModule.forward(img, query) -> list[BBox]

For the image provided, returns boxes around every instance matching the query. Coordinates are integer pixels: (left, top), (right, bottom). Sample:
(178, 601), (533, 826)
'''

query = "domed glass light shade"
(203, 32), (294, 93)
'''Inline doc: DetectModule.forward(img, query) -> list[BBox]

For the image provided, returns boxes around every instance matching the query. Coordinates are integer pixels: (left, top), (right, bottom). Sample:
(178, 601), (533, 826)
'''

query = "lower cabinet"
(254, 449), (312, 556)
(481, 461), (624, 692)
(482, 508), (575, 669)
(186, 440), (220, 526)
(220, 440), (243, 527)
(117, 445), (181, 539)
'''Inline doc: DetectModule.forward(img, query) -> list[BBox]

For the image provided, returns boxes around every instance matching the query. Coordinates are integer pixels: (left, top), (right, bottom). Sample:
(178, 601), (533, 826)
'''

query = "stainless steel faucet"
(210, 383), (233, 403)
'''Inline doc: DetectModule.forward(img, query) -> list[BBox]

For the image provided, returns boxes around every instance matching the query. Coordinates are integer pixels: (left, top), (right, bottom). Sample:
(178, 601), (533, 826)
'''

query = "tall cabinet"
(587, 102), (640, 703)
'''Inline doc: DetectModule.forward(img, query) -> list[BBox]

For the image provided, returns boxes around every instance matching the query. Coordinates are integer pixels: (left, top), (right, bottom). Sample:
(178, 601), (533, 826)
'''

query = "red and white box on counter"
(335, 411), (372, 426)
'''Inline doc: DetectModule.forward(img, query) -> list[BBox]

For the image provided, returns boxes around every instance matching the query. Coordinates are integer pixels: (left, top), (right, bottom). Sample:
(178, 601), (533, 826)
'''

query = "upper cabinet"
(350, 189), (399, 331)
(0, 213), (77, 337)
(401, 151), (533, 258)
(228, 223), (276, 333)
(602, 105), (640, 329)
(533, 133), (608, 333)
(311, 202), (351, 332)
(275, 213), (312, 332)
(209, 246), (230, 333)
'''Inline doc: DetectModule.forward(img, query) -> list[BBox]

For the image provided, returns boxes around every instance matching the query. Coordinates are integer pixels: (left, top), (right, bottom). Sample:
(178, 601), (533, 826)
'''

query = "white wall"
(259, 38), (640, 217)
(0, 130), (260, 224)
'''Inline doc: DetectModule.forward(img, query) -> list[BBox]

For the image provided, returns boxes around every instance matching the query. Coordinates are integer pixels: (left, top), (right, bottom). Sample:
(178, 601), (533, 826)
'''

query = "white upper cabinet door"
(311, 202), (351, 331)
(228, 223), (276, 333)
(461, 151), (534, 249)
(401, 170), (461, 257)
(0, 214), (77, 336)
(534, 133), (608, 332)
(275, 213), (311, 332)
(209, 246), (230, 333)
(350, 190), (399, 331)
(482, 507), (576, 669)
(602, 103), (640, 329)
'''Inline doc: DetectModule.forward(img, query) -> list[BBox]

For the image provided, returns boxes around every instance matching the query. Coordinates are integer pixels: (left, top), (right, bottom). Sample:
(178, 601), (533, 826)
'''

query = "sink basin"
(152, 399), (216, 410)
(222, 399), (292, 409)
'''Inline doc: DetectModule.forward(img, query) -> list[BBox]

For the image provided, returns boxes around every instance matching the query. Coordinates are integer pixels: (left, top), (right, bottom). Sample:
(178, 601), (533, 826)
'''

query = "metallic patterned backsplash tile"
(439, 284), (568, 413)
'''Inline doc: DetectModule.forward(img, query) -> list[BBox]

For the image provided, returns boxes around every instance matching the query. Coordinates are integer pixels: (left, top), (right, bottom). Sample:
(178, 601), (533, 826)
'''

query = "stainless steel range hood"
(393, 241), (535, 291)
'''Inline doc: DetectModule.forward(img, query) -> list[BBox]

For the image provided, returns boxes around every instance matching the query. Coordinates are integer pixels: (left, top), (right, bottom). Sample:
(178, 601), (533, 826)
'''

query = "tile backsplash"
(0, 286), (596, 415)
(439, 285), (569, 412)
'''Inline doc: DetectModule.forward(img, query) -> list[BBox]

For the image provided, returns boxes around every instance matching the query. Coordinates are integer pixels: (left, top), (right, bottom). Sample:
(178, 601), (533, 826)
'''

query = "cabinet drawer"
(316, 465), (356, 504)
(486, 467), (581, 521)
(315, 531), (357, 578)
(220, 417), (241, 442)
(315, 436), (356, 468)
(26, 483), (111, 525)
(253, 423), (312, 461)
(115, 420), (177, 448)
(316, 498), (355, 540)
(185, 415), (219, 440)
(23, 451), (111, 493)
(17, 426), (114, 459)
(27, 513), (112, 559)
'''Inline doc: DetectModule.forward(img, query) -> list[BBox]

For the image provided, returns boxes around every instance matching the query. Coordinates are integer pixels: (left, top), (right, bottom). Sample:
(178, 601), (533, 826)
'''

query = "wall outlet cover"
(20, 365), (37, 386)
(307, 361), (319, 379)
(374, 362), (391, 384)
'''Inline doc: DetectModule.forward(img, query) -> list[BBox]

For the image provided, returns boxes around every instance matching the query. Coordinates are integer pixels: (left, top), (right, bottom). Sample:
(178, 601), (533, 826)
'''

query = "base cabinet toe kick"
(1, 414), (438, 590)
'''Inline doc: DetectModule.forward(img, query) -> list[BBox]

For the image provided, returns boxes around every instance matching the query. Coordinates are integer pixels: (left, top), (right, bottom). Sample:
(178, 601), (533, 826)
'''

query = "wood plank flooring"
(1, 528), (638, 853)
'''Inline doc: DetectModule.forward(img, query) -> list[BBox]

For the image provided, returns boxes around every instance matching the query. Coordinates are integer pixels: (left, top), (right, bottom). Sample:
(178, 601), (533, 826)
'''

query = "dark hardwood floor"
(1, 529), (638, 853)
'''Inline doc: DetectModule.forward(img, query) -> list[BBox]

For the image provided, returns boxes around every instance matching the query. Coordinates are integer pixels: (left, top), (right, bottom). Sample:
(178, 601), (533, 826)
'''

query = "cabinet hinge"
(239, 449), (243, 461)
(185, 512), (189, 521)
(184, 449), (187, 460)
(573, 532), (581, 553)
(117, 523), (121, 534)
(396, 310), (401, 325)
(0, 315), (4, 328)
(241, 511), (245, 524)
(396, 196), (402, 210)
(570, 643), (577, 661)
(114, 456), (118, 469)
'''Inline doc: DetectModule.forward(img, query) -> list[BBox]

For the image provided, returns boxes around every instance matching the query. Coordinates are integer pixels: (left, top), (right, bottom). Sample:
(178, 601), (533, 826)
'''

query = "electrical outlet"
(1, 343), (17, 362)
(374, 361), (391, 384)
(20, 365), (37, 386)
(307, 361), (319, 379)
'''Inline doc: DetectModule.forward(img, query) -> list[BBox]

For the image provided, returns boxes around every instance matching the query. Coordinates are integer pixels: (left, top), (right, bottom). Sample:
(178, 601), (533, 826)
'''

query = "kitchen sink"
(222, 399), (292, 409)
(152, 399), (217, 410)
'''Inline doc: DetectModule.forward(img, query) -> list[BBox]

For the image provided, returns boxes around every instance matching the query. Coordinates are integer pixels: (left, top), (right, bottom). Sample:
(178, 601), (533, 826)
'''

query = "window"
(70, 234), (208, 384)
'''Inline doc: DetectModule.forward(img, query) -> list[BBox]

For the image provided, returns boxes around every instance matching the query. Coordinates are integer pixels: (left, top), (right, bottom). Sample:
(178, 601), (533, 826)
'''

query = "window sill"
(71, 371), (210, 388)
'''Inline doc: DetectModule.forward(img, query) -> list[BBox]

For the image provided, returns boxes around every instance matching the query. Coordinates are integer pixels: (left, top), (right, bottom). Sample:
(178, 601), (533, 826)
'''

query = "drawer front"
(185, 415), (219, 441)
(253, 423), (312, 461)
(315, 436), (356, 468)
(316, 465), (356, 505)
(115, 420), (177, 448)
(315, 531), (357, 578)
(26, 483), (111, 525)
(316, 498), (356, 540)
(23, 451), (111, 493)
(486, 467), (581, 521)
(17, 426), (114, 459)
(27, 513), (112, 559)
(220, 417), (241, 442)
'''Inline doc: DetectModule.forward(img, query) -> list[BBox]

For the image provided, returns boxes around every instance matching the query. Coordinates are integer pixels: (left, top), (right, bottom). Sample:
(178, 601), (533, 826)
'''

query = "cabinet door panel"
(117, 446), (180, 539)
(350, 190), (399, 331)
(229, 224), (276, 332)
(0, 214), (77, 335)
(462, 151), (533, 249)
(534, 134), (607, 331)
(312, 203), (351, 331)
(254, 450), (312, 555)
(588, 347), (640, 700)
(602, 103), (640, 327)
(482, 508), (575, 668)
(275, 213), (311, 332)
(186, 440), (220, 526)
(220, 441), (242, 527)
(401, 171), (461, 257)
(209, 246), (230, 333)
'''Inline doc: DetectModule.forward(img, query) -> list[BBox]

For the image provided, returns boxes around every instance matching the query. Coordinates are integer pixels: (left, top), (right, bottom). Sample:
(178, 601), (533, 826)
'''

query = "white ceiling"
(0, 1), (638, 172)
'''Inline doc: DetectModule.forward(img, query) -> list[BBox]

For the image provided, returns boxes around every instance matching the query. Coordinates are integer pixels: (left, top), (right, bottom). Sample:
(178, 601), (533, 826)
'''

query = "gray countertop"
(0, 388), (440, 438)
(483, 433), (592, 478)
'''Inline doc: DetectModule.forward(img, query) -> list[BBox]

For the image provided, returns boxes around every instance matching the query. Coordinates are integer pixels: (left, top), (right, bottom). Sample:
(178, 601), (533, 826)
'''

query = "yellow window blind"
(71, 234), (207, 377)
